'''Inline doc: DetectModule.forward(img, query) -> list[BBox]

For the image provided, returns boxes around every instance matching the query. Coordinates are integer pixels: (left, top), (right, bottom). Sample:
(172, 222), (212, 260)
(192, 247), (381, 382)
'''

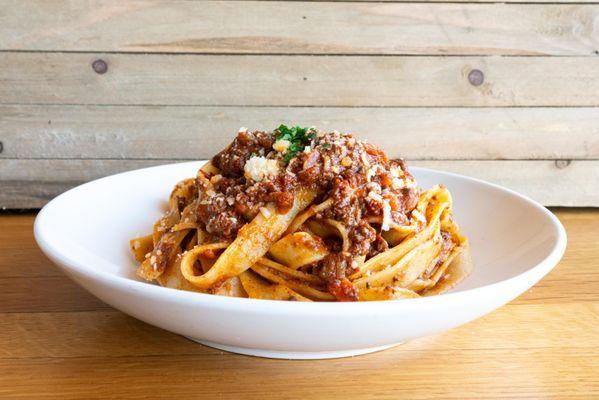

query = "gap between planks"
(2, 50), (599, 57)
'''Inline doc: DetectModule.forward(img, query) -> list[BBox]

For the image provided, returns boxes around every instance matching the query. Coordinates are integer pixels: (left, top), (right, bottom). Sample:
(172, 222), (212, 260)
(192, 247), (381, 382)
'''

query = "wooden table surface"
(1, 210), (597, 399)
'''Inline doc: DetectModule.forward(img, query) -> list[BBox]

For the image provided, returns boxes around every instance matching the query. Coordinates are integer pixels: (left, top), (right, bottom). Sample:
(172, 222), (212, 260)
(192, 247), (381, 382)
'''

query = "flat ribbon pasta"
(130, 128), (472, 302)
(180, 188), (317, 290)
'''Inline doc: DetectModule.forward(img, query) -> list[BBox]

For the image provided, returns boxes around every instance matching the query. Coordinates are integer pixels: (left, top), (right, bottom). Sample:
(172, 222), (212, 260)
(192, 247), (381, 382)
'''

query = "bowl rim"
(34, 161), (567, 314)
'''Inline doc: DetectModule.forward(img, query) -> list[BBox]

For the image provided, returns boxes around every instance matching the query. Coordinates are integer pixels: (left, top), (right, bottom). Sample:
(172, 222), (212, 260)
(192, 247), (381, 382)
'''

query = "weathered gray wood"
(312, 0), (596, 1)
(2, 54), (599, 106)
(1, 159), (596, 208)
(410, 160), (599, 207)
(0, 159), (169, 209)
(1, 2), (596, 210)
(1, 105), (596, 160)
(2, 2), (599, 55)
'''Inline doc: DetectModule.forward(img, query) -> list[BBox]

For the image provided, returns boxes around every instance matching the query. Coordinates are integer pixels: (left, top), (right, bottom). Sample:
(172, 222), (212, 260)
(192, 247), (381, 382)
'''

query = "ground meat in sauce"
(197, 128), (425, 300)
(196, 132), (298, 240)
(369, 233), (390, 258)
(424, 230), (456, 279)
(212, 130), (274, 178)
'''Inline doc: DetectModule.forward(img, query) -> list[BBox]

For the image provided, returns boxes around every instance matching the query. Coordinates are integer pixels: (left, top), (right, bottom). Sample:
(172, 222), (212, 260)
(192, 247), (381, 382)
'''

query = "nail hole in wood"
(468, 69), (484, 86)
(555, 160), (571, 169)
(303, 77), (307, 81)
(92, 59), (108, 74)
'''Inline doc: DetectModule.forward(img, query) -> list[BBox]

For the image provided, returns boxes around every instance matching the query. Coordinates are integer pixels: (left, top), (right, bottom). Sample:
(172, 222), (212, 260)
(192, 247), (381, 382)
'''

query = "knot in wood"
(555, 160), (571, 169)
(468, 69), (484, 86)
(92, 59), (108, 74)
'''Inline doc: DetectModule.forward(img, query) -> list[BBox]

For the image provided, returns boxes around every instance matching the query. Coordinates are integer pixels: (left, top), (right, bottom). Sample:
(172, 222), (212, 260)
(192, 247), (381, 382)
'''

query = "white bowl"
(34, 162), (566, 359)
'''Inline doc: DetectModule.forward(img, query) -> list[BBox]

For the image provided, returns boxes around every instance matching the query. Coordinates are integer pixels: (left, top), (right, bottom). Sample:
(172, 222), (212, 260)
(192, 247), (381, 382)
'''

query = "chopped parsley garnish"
(274, 124), (316, 163)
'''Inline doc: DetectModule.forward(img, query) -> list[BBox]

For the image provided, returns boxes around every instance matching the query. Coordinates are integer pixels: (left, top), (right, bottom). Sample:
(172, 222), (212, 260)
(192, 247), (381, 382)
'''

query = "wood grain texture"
(1, 159), (596, 208)
(1, 349), (596, 399)
(0, 211), (597, 399)
(3, 53), (599, 106)
(0, 215), (63, 278)
(1, 105), (597, 160)
(0, 159), (165, 209)
(410, 160), (599, 207)
(1, 1), (597, 209)
(0, 277), (111, 313)
(271, 0), (599, 2)
(2, 2), (599, 55)
(1, 304), (597, 359)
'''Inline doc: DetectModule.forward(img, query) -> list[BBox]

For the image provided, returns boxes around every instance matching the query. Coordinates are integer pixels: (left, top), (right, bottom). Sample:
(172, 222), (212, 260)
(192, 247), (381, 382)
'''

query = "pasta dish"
(130, 125), (471, 301)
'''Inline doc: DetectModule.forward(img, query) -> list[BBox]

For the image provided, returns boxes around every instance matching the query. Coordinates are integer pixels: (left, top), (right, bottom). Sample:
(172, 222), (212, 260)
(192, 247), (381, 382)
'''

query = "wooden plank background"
(3, 2), (599, 55)
(0, 0), (597, 207)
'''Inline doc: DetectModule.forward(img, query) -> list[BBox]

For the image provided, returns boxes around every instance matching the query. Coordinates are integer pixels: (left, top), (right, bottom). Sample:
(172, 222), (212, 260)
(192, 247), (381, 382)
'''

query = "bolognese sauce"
(132, 124), (470, 302)
(195, 126), (430, 300)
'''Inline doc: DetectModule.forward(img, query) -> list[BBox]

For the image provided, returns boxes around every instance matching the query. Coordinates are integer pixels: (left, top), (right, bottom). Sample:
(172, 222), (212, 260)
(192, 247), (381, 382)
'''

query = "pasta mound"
(130, 126), (472, 301)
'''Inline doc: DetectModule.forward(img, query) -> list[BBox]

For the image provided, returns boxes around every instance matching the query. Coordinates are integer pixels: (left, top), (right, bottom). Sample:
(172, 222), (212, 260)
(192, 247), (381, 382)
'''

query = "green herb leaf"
(274, 124), (315, 164)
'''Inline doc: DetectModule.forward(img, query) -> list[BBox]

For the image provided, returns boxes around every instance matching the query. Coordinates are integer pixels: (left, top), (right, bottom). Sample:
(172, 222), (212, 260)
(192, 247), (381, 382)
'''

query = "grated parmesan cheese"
(366, 167), (376, 182)
(366, 182), (381, 193)
(244, 156), (280, 182)
(367, 191), (383, 203)
(381, 200), (392, 231)
(404, 178), (417, 188)
(390, 167), (404, 178)
(323, 155), (331, 172)
(392, 177), (405, 189)
(272, 139), (291, 153)
(412, 210), (426, 224)
(360, 152), (371, 167)
(150, 255), (158, 270)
